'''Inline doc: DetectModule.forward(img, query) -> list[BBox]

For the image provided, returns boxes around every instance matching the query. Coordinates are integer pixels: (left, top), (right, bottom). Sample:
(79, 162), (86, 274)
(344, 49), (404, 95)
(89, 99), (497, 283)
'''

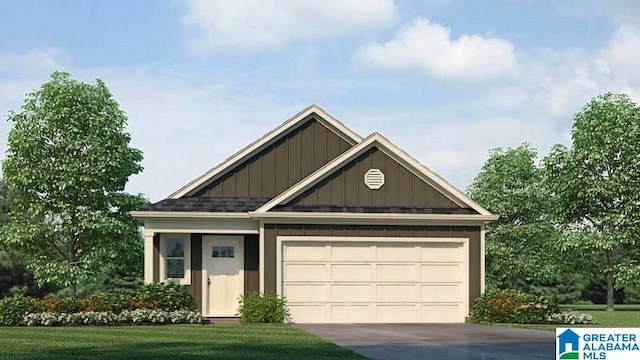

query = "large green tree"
(0, 179), (9, 226)
(468, 143), (559, 288)
(543, 93), (640, 311)
(1, 72), (148, 297)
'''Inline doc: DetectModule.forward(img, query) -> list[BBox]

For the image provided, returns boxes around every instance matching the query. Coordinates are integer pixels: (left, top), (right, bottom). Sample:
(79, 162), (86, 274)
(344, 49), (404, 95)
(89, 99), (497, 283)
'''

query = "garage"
(277, 237), (469, 324)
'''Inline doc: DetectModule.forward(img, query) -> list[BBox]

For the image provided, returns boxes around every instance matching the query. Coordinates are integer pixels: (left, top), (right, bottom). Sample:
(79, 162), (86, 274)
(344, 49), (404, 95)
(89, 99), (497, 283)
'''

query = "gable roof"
(254, 132), (495, 217)
(168, 104), (363, 199)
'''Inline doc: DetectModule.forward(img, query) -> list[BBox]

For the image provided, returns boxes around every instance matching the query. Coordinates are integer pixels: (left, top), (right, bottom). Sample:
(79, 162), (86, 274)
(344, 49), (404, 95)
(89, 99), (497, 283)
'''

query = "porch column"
(144, 230), (155, 283)
(480, 224), (486, 293)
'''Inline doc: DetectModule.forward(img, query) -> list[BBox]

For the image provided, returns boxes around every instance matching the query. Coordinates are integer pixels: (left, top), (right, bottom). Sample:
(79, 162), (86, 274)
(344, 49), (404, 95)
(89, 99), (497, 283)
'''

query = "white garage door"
(280, 238), (469, 324)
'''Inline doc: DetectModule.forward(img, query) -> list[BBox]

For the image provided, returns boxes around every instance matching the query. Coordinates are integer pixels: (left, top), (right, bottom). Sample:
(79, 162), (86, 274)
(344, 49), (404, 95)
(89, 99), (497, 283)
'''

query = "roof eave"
(248, 211), (499, 225)
(131, 211), (252, 220)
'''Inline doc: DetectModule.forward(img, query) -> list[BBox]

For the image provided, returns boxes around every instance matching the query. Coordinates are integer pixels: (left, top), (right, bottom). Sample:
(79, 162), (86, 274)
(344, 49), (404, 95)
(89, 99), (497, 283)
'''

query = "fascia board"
(371, 134), (494, 216)
(168, 104), (362, 199)
(255, 132), (495, 216)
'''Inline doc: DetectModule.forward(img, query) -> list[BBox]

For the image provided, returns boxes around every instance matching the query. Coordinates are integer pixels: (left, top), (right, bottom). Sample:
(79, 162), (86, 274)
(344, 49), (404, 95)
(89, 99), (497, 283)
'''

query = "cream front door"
(204, 235), (244, 316)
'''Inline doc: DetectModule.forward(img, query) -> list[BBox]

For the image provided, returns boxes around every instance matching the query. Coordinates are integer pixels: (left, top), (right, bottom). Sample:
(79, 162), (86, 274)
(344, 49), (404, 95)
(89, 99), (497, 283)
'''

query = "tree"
(543, 93), (640, 311)
(0, 179), (9, 226)
(467, 143), (559, 288)
(1, 72), (148, 297)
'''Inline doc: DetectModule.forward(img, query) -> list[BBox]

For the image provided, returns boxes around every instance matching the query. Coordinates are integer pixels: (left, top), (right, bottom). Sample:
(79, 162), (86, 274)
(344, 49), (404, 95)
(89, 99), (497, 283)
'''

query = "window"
(160, 234), (191, 285)
(167, 238), (185, 278)
(213, 246), (235, 258)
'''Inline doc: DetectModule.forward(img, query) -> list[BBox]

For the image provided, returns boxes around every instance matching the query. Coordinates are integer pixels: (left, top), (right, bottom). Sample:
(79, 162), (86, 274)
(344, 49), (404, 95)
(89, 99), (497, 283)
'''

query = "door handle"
(208, 278), (211, 287)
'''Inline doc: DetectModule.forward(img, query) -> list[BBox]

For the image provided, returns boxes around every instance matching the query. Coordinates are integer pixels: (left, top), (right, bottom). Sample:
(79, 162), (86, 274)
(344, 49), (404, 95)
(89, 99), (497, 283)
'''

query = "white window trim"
(159, 233), (191, 285)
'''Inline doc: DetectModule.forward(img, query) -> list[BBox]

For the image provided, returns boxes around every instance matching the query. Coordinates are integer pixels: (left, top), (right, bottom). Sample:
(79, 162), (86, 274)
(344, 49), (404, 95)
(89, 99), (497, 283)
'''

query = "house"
(558, 329), (580, 355)
(132, 105), (498, 324)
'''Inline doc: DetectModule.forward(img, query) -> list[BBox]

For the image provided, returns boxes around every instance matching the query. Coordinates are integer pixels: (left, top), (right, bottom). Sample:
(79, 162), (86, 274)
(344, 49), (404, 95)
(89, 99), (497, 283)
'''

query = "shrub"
(0, 295), (33, 325)
(547, 310), (594, 325)
(134, 282), (197, 311)
(30, 296), (77, 314)
(22, 310), (202, 326)
(238, 292), (289, 323)
(77, 294), (119, 313)
(470, 289), (559, 324)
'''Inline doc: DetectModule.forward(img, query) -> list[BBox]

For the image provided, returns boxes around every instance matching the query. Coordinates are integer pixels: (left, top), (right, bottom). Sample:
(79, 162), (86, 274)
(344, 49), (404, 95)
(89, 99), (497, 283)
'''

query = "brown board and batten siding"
(263, 224), (482, 306)
(244, 235), (260, 295)
(279, 147), (468, 210)
(192, 117), (352, 199)
(184, 234), (203, 312)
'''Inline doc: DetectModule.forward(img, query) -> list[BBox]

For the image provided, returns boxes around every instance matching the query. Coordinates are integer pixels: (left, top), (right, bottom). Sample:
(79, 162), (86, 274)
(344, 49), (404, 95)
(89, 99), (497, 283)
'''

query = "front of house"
(132, 105), (497, 323)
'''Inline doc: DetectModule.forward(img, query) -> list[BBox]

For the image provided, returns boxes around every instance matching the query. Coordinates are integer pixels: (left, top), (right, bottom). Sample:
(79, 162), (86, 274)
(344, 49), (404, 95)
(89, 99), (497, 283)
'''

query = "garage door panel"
(331, 284), (372, 302)
(331, 245), (373, 261)
(285, 243), (327, 261)
(375, 244), (419, 261)
(420, 304), (463, 323)
(377, 284), (417, 302)
(331, 264), (371, 281)
(421, 264), (462, 282)
(421, 284), (462, 302)
(376, 264), (416, 281)
(331, 305), (372, 322)
(376, 305), (418, 322)
(285, 284), (326, 302)
(421, 243), (463, 262)
(288, 305), (326, 323)
(285, 264), (326, 281)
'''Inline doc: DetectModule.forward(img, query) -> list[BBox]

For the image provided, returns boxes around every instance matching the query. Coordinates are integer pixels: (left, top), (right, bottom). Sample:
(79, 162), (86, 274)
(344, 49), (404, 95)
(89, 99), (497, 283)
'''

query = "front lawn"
(495, 304), (640, 331)
(0, 324), (367, 360)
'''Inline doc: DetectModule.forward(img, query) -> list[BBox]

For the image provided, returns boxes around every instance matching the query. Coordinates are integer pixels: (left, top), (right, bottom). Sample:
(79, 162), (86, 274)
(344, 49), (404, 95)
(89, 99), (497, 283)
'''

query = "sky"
(2, 0), (640, 202)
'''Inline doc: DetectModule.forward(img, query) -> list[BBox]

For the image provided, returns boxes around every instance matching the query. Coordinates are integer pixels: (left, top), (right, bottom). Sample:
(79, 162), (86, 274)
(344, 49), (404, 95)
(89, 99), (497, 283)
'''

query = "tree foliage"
(467, 143), (559, 288)
(543, 92), (640, 310)
(1, 72), (148, 296)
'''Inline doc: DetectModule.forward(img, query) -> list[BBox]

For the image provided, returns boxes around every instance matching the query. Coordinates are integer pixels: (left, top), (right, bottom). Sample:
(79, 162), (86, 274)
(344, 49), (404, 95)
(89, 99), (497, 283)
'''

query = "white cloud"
(354, 19), (518, 83)
(0, 48), (68, 76)
(600, 23), (640, 85)
(181, 0), (396, 54)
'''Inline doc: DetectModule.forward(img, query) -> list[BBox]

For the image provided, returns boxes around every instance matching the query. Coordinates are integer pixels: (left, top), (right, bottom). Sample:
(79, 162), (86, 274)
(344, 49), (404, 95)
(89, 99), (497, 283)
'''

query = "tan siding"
(194, 117), (351, 199)
(263, 224), (482, 306)
(283, 147), (461, 209)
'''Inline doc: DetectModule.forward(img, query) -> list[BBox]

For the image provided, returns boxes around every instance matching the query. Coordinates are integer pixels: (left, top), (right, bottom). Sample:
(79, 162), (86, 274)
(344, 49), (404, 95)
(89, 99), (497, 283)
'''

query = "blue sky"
(2, 0), (639, 201)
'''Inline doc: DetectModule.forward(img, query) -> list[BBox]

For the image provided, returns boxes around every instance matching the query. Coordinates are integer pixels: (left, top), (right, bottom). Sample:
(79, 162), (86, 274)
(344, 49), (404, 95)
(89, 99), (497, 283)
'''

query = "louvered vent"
(364, 169), (385, 190)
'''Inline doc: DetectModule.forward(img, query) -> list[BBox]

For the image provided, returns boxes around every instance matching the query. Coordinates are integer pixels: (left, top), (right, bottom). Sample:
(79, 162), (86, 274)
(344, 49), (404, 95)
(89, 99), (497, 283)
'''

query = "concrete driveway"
(295, 323), (555, 360)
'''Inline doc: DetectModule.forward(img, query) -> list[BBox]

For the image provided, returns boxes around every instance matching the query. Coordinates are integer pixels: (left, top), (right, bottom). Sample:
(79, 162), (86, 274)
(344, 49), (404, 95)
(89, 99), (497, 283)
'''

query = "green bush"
(134, 282), (197, 311)
(30, 296), (78, 314)
(238, 292), (289, 323)
(470, 289), (558, 324)
(0, 295), (33, 325)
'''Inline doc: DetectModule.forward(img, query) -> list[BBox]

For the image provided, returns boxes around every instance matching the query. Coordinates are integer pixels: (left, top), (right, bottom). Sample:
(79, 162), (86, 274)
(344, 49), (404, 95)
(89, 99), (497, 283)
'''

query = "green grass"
(0, 324), (367, 360)
(495, 304), (640, 331)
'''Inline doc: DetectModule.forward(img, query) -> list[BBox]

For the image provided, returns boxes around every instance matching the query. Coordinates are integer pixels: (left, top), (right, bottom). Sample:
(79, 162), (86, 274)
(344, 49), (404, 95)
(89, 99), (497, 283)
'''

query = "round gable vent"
(364, 169), (385, 190)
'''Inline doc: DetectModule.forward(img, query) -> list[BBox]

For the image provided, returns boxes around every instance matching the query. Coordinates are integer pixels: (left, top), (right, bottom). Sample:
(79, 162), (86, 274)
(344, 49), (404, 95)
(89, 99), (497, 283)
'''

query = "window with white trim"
(160, 234), (191, 285)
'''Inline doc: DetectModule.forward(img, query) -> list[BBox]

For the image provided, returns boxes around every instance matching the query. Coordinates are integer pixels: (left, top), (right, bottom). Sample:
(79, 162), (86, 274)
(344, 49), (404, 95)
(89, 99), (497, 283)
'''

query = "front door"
(204, 235), (244, 316)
